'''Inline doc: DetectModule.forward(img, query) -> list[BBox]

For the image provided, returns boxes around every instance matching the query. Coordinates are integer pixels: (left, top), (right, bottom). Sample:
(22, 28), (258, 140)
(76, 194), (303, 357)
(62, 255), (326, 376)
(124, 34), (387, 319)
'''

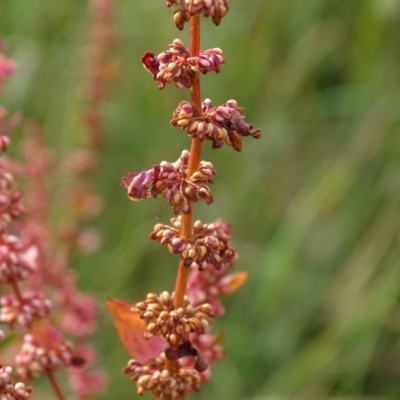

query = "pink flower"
(0, 53), (17, 88)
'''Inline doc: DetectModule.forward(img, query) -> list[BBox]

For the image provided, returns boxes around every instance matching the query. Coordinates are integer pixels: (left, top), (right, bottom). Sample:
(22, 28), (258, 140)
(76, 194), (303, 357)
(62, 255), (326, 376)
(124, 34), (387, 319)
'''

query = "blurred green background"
(1, 0), (400, 399)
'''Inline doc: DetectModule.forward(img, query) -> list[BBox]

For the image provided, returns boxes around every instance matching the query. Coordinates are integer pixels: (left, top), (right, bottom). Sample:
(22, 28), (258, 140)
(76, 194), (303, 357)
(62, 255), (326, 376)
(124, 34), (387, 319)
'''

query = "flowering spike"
(120, 0), (260, 396)
(15, 320), (74, 380)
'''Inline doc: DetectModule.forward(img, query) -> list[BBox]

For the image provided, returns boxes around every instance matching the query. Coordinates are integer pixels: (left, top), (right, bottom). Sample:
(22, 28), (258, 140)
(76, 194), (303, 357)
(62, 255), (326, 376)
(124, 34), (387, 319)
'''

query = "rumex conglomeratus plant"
(108, 1), (261, 399)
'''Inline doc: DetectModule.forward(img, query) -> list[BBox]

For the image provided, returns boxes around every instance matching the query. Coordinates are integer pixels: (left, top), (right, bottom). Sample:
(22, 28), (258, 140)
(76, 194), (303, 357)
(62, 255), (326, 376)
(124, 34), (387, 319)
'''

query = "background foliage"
(1, 0), (400, 399)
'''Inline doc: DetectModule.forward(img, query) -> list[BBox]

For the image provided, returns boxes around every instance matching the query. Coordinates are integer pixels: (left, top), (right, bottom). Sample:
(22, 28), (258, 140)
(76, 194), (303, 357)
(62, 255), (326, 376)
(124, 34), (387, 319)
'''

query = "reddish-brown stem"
(47, 370), (65, 400)
(167, 14), (203, 386)
(173, 14), (202, 309)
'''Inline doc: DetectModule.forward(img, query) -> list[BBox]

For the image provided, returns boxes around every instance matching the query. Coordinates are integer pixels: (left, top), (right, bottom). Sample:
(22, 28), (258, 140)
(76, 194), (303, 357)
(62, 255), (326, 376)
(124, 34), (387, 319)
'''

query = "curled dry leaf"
(106, 298), (164, 363)
(219, 271), (248, 294)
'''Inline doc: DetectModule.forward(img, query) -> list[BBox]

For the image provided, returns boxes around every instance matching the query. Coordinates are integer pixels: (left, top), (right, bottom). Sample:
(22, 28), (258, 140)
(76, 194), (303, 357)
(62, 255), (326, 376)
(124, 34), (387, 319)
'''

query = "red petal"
(106, 298), (164, 363)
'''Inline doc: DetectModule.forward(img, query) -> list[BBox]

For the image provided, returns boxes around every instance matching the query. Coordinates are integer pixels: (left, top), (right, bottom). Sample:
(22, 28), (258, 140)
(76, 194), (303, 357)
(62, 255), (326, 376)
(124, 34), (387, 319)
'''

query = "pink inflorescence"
(15, 332), (74, 380)
(0, 329), (33, 399)
(0, 51), (17, 93)
(141, 39), (224, 89)
(67, 344), (108, 398)
(0, 292), (51, 328)
(0, 235), (37, 284)
(0, 158), (25, 232)
(57, 288), (99, 337)
(121, 150), (215, 214)
(188, 265), (231, 316)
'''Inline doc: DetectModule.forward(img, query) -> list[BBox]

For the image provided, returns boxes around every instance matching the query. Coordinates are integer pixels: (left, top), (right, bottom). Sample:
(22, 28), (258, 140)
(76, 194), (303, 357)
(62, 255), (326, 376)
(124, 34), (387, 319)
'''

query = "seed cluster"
(0, 166), (25, 233)
(171, 99), (261, 151)
(0, 365), (33, 399)
(132, 291), (214, 347)
(150, 217), (236, 270)
(121, 150), (215, 214)
(166, 0), (229, 30)
(0, 235), (37, 284)
(124, 356), (201, 398)
(15, 333), (73, 380)
(0, 292), (51, 328)
(141, 39), (224, 89)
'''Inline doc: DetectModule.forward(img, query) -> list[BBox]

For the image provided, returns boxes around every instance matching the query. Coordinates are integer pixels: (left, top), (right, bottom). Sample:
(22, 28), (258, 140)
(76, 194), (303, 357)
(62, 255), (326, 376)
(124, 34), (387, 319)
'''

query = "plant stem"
(173, 14), (202, 309)
(47, 370), (65, 400)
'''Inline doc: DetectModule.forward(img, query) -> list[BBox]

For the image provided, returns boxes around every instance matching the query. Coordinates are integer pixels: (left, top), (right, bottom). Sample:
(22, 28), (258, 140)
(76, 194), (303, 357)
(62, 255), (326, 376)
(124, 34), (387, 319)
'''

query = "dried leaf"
(106, 298), (164, 363)
(31, 319), (64, 350)
(219, 271), (248, 294)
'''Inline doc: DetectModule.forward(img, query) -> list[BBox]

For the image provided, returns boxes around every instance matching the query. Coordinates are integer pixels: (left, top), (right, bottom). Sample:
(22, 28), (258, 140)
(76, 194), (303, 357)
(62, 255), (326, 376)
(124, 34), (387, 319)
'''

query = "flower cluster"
(0, 329), (33, 399)
(16, 121), (107, 398)
(171, 98), (261, 151)
(0, 29), (106, 398)
(15, 330), (74, 380)
(166, 0), (229, 30)
(121, 150), (215, 214)
(142, 39), (224, 89)
(0, 185), (24, 234)
(0, 235), (36, 284)
(0, 292), (51, 328)
(0, 365), (33, 399)
(0, 42), (17, 94)
(150, 217), (237, 270)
